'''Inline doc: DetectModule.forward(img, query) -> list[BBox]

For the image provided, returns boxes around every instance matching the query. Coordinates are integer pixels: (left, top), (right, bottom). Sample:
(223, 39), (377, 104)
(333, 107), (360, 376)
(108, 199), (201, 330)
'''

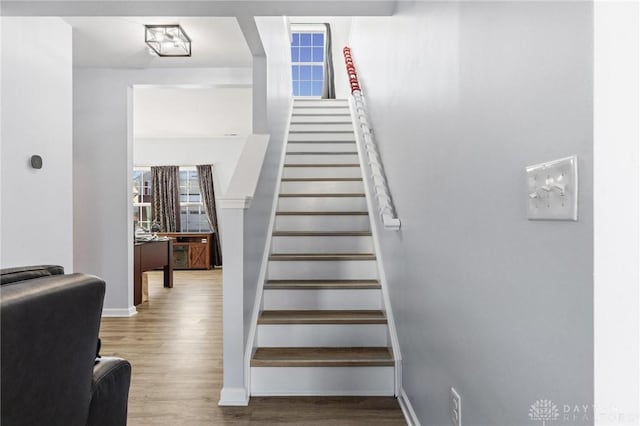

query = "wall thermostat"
(30, 155), (43, 169)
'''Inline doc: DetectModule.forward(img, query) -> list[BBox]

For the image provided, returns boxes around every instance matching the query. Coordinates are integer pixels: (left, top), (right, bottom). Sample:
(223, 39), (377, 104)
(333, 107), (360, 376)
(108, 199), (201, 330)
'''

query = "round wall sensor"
(30, 155), (43, 169)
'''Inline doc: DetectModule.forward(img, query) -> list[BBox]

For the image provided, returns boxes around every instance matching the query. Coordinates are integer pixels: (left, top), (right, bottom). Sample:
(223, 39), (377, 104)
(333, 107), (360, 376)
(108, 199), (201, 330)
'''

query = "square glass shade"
(145, 25), (191, 57)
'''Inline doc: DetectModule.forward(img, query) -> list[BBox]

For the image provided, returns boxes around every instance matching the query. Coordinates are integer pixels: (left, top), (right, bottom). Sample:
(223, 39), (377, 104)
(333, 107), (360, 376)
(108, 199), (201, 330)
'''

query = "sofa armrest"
(0, 265), (64, 285)
(87, 357), (131, 426)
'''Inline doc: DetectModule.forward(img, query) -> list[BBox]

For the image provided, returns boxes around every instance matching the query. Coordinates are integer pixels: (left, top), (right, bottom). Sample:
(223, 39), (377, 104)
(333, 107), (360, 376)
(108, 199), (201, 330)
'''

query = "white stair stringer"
(247, 99), (401, 397)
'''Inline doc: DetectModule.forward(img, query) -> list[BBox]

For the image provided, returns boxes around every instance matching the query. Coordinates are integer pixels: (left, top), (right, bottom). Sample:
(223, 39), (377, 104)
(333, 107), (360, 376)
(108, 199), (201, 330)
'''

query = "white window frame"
(290, 24), (327, 99)
(132, 166), (211, 233)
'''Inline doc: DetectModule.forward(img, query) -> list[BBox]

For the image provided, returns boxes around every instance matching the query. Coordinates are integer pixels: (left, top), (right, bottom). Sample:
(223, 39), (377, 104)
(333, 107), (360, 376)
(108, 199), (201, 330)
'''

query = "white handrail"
(344, 47), (400, 230)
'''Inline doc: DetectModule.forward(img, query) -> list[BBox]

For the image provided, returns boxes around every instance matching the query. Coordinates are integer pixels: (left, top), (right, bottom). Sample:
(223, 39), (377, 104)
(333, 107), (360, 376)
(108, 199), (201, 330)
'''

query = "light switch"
(526, 155), (578, 221)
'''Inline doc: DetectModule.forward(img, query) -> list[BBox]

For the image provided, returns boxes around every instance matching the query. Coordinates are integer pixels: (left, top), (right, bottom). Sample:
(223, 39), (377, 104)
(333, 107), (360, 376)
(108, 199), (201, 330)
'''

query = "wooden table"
(134, 239), (173, 305)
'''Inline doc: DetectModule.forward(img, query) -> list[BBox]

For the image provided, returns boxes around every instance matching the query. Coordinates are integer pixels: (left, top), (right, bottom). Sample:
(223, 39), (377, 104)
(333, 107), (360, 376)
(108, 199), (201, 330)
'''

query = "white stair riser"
(280, 181), (364, 194)
(271, 235), (373, 253)
(257, 324), (387, 347)
(275, 215), (370, 232)
(287, 142), (357, 153)
(268, 260), (378, 280)
(291, 116), (353, 124)
(282, 166), (362, 179)
(278, 197), (367, 212)
(292, 107), (350, 116)
(293, 100), (348, 108)
(250, 366), (395, 396)
(289, 133), (355, 142)
(289, 123), (354, 132)
(285, 154), (359, 165)
(263, 289), (382, 310)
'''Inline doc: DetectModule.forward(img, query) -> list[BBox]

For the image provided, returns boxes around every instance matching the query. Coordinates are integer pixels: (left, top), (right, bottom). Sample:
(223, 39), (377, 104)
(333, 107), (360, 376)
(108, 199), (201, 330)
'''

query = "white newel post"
(215, 134), (270, 406)
(217, 196), (252, 406)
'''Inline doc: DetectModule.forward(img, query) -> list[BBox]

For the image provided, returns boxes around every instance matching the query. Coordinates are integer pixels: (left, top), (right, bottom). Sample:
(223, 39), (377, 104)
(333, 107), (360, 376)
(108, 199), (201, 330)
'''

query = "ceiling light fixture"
(145, 25), (191, 57)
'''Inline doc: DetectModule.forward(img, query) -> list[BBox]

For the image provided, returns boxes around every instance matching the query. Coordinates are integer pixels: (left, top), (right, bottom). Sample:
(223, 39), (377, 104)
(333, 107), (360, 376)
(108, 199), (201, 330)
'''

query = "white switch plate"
(450, 387), (462, 426)
(526, 155), (578, 221)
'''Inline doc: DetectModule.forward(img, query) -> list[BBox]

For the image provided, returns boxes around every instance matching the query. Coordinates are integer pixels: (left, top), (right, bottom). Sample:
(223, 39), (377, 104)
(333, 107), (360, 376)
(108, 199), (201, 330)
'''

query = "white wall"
(244, 17), (292, 345)
(594, 2), (640, 424)
(1, 18), (73, 271)
(134, 137), (246, 194)
(133, 87), (253, 139)
(74, 67), (251, 313)
(350, 2), (593, 424)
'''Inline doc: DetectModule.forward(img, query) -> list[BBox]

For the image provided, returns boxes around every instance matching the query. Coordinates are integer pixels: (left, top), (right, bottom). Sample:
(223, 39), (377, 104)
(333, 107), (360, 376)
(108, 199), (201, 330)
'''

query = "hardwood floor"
(99, 270), (406, 425)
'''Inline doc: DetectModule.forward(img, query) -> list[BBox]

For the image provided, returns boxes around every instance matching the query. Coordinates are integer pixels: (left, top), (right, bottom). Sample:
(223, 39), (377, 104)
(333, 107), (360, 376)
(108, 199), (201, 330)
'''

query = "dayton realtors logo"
(529, 399), (560, 425)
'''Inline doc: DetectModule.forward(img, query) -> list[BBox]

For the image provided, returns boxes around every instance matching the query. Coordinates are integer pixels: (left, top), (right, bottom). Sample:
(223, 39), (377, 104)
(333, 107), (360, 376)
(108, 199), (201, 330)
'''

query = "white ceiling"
(133, 86), (252, 138)
(65, 17), (252, 68)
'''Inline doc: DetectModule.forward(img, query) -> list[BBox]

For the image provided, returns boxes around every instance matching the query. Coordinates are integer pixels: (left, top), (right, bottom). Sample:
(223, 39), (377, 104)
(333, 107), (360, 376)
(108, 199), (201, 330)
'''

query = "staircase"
(249, 98), (396, 396)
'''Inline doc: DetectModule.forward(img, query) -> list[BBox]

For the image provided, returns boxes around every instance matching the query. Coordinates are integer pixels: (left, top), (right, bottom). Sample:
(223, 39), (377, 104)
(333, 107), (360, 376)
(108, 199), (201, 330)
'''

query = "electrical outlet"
(450, 387), (462, 426)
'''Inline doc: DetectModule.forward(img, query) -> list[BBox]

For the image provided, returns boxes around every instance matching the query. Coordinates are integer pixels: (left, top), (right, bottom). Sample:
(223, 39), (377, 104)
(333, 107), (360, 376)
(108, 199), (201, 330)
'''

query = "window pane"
(300, 33), (312, 46)
(299, 81), (312, 96)
(291, 47), (299, 62)
(312, 81), (323, 96)
(312, 47), (324, 62)
(312, 33), (324, 46)
(292, 33), (300, 46)
(299, 65), (312, 80)
(312, 65), (323, 81)
(299, 47), (312, 62)
(292, 65), (299, 80)
(292, 80), (300, 97)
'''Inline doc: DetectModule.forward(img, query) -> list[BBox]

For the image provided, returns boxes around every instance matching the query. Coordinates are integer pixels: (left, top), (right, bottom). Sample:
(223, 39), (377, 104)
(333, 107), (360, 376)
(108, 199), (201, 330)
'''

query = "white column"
(217, 198), (251, 406)
(594, 2), (640, 424)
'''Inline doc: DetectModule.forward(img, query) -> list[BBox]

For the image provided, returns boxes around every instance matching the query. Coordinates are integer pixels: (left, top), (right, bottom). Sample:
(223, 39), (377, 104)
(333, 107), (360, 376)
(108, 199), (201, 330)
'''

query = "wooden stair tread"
(287, 140), (356, 144)
(265, 280), (381, 289)
(289, 131), (354, 135)
(281, 178), (363, 182)
(291, 113), (351, 116)
(290, 121), (352, 125)
(286, 152), (358, 155)
(279, 193), (365, 198)
(251, 347), (393, 367)
(258, 310), (387, 324)
(273, 231), (371, 237)
(270, 253), (375, 261)
(283, 164), (360, 168)
(293, 106), (350, 109)
(276, 211), (368, 216)
(294, 99), (348, 102)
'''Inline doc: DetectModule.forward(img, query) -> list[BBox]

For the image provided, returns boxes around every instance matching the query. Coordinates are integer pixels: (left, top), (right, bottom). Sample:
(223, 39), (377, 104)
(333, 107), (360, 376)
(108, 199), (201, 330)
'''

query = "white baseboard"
(398, 389), (421, 426)
(102, 306), (137, 317)
(218, 387), (249, 406)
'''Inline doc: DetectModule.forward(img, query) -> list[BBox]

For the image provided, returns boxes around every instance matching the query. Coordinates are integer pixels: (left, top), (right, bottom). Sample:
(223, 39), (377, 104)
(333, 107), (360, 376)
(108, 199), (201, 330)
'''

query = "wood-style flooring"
(99, 270), (406, 425)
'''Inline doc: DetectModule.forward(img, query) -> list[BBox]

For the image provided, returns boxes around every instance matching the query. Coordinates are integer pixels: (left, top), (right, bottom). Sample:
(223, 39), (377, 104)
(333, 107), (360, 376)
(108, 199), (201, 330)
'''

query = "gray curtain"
(322, 23), (336, 99)
(196, 165), (222, 267)
(151, 166), (181, 232)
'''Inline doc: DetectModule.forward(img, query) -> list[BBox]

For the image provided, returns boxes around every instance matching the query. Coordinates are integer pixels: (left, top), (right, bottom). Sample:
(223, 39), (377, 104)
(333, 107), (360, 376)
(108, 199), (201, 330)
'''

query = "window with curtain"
(132, 167), (211, 233)
(291, 30), (325, 97)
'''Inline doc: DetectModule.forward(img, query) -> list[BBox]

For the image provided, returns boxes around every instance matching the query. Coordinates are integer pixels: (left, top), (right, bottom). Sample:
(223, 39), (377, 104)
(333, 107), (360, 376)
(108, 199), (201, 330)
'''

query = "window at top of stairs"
(290, 29), (325, 97)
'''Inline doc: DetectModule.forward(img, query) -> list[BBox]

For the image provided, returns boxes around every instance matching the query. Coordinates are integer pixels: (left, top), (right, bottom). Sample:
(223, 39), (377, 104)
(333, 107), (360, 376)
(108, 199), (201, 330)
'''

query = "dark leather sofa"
(1, 265), (131, 426)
